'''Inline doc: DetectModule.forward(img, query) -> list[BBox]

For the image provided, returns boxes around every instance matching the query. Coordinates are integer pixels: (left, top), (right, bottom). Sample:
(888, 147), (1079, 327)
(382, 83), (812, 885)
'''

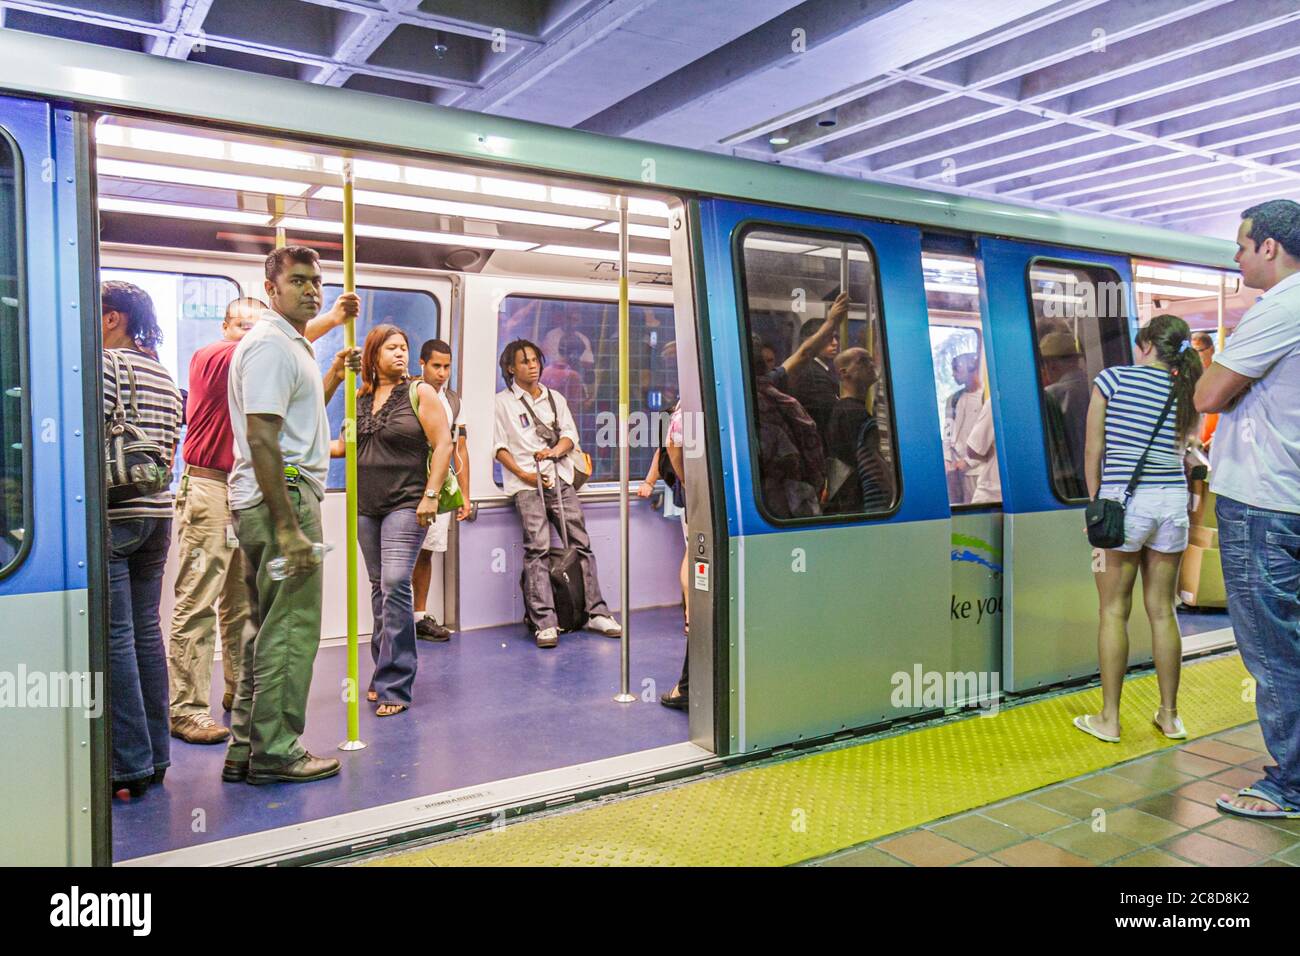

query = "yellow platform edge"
(364, 654), (1254, 867)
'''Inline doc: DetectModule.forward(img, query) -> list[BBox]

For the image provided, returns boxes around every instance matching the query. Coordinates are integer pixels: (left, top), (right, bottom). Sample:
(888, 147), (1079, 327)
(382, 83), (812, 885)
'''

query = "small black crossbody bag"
(1085, 388), (1177, 550)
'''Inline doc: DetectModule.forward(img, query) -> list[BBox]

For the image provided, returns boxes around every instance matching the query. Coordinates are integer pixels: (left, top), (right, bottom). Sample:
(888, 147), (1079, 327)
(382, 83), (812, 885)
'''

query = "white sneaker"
(587, 615), (622, 637)
(535, 626), (559, 648)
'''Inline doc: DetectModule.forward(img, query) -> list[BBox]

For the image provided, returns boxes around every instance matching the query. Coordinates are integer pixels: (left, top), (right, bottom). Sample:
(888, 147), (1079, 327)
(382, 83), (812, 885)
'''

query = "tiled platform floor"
(808, 723), (1300, 867)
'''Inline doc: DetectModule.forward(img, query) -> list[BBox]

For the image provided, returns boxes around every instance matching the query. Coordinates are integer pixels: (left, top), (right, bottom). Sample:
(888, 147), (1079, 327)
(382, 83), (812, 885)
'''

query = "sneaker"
(170, 713), (232, 745)
(416, 615), (452, 642)
(587, 614), (622, 637)
(535, 626), (559, 648)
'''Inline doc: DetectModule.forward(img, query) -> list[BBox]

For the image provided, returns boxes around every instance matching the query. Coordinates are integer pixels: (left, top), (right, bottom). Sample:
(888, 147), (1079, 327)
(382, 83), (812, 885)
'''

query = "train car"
(0, 30), (1247, 866)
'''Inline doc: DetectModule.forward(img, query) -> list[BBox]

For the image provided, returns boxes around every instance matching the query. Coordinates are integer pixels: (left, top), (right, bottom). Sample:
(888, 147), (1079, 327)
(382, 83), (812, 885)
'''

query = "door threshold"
(1183, 626), (1235, 657)
(116, 741), (712, 867)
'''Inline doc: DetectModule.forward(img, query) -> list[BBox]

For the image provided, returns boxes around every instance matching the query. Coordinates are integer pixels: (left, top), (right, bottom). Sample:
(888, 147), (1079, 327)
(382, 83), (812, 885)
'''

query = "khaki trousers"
(168, 473), (249, 719)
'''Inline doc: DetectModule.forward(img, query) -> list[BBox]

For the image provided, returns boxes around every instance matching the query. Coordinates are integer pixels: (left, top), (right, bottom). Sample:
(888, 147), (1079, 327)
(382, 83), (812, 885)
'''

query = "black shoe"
(222, 759), (249, 783)
(151, 767), (167, 786)
(416, 615), (452, 642)
(659, 688), (688, 710)
(112, 778), (150, 798)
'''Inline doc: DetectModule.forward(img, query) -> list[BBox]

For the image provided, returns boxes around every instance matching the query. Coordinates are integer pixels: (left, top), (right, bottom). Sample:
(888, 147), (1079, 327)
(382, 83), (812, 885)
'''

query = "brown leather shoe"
(246, 753), (341, 786)
(171, 714), (232, 745)
(222, 759), (248, 783)
(222, 691), (234, 712)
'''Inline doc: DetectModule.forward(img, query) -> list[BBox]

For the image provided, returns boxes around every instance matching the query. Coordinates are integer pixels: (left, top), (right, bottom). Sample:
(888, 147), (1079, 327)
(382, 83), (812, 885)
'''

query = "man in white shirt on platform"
(1195, 199), (1300, 820)
(493, 338), (620, 648)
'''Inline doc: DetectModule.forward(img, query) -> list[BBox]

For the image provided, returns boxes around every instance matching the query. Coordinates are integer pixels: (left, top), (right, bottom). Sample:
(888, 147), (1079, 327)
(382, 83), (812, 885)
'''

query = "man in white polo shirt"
(493, 338), (620, 648)
(223, 245), (358, 786)
(1195, 199), (1300, 819)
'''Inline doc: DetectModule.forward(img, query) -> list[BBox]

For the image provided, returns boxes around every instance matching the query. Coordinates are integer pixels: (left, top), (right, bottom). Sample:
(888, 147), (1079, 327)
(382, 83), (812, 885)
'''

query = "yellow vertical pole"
(274, 194), (286, 248)
(1217, 272), (1226, 345)
(339, 160), (365, 751)
(614, 195), (634, 704)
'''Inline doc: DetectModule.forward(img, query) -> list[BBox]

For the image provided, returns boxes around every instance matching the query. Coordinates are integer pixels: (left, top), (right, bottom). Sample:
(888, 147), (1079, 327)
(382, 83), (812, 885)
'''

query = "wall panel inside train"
(86, 115), (719, 865)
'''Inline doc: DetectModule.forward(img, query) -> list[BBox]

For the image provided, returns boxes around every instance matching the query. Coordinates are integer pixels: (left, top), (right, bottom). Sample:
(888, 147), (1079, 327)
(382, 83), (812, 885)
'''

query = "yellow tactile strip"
(367, 655), (1254, 866)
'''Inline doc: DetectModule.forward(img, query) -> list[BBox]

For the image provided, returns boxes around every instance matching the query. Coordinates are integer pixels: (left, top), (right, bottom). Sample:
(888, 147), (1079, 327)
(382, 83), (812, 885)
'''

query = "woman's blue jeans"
(358, 508), (426, 706)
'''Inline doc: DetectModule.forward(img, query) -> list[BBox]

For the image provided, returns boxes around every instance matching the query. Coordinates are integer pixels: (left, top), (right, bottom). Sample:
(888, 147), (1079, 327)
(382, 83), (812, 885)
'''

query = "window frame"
(1022, 255), (1133, 507)
(492, 290), (678, 492)
(732, 219), (902, 527)
(0, 126), (31, 581)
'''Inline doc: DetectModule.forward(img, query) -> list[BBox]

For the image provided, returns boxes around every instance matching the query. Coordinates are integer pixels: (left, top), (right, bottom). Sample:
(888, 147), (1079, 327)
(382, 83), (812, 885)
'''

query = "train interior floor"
(360, 641), (1266, 867)
(111, 604), (690, 862)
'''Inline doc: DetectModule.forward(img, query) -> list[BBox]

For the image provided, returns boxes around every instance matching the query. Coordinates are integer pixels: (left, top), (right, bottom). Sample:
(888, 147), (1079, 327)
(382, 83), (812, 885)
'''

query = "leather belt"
(185, 464), (229, 483)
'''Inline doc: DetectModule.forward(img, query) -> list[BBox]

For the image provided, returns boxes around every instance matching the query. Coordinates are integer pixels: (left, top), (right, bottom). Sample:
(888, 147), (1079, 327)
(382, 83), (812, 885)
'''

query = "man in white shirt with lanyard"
(1196, 199), (1300, 820)
(493, 338), (621, 648)
(412, 338), (471, 641)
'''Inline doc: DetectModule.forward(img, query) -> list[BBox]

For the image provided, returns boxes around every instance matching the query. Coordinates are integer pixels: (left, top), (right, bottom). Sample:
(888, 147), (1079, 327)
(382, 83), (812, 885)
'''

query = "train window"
(317, 285), (440, 491)
(1027, 260), (1131, 502)
(924, 251), (1001, 507)
(494, 294), (677, 486)
(737, 226), (897, 521)
(0, 135), (24, 575)
(98, 270), (240, 388)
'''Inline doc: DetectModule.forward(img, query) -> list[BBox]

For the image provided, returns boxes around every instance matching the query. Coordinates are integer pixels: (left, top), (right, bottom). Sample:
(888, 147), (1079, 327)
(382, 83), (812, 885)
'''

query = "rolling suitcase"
(520, 460), (588, 633)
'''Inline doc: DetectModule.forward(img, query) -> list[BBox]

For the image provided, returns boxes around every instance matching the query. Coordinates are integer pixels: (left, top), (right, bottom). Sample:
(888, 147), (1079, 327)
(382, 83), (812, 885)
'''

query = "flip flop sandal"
(1153, 710), (1188, 739)
(1215, 786), (1300, 819)
(1073, 714), (1120, 743)
(366, 690), (378, 702)
(376, 703), (408, 717)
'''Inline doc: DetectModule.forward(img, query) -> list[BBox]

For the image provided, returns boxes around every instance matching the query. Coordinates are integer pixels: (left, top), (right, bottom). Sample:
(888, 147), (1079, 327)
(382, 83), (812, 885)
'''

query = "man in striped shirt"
(101, 280), (184, 796)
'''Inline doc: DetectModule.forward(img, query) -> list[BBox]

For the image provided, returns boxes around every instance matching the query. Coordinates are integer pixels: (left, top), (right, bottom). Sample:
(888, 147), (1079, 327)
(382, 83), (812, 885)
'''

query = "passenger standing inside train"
(765, 292), (848, 394)
(493, 339), (622, 648)
(788, 315), (840, 445)
(411, 338), (471, 642)
(826, 347), (893, 513)
(101, 280), (184, 796)
(170, 292), (359, 745)
(1074, 314), (1202, 744)
(1040, 331), (1091, 488)
(333, 326), (452, 716)
(752, 333), (826, 518)
(944, 352), (983, 504)
(224, 246), (357, 785)
(1191, 331), (1220, 449)
(1195, 199), (1300, 818)
(959, 399), (1001, 505)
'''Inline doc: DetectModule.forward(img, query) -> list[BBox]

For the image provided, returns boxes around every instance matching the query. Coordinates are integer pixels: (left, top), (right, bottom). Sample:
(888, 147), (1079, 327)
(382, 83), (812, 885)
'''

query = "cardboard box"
(1179, 544), (1227, 608)
(1188, 479), (1218, 529)
(1189, 525), (1219, 549)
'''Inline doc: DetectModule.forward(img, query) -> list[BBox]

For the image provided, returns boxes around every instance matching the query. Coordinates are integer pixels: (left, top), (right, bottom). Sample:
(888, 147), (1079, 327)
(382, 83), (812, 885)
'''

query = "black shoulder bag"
(1084, 388), (1177, 549)
(105, 350), (172, 504)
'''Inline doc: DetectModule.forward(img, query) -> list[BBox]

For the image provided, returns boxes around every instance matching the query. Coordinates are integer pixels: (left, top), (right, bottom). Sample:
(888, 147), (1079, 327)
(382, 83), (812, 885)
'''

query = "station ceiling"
(3, 0), (1297, 240)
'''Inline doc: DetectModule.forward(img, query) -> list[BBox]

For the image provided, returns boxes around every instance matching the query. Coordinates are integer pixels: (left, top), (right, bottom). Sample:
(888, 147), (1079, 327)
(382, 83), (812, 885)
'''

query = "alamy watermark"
(0, 666), (103, 718)
(891, 664), (1001, 716)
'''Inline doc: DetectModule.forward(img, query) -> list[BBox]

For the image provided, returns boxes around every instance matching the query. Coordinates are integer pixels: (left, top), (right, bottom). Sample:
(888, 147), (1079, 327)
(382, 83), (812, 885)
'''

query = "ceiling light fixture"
(532, 244), (672, 266)
(98, 159), (312, 196)
(277, 217), (537, 250)
(314, 186), (604, 230)
(99, 196), (272, 225)
(594, 221), (672, 241)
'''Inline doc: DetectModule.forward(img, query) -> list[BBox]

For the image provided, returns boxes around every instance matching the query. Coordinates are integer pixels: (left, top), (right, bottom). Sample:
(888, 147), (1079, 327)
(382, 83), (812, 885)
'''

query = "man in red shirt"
(168, 292), (358, 744)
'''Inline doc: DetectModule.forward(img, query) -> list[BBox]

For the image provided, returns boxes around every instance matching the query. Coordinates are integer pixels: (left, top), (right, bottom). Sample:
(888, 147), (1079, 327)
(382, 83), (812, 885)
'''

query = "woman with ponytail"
(1073, 314), (1203, 744)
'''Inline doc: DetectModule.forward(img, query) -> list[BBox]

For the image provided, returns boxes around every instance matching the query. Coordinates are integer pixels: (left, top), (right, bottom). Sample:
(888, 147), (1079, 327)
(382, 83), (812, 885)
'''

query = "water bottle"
(267, 542), (332, 581)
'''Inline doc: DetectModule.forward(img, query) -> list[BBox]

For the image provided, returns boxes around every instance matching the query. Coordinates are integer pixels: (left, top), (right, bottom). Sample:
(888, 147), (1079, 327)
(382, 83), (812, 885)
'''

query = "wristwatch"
(425, 489), (438, 499)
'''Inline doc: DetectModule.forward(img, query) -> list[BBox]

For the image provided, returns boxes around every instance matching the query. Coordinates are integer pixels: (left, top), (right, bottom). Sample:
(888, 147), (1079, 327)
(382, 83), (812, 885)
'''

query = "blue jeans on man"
(1217, 495), (1300, 809)
(358, 507), (426, 706)
(108, 517), (173, 783)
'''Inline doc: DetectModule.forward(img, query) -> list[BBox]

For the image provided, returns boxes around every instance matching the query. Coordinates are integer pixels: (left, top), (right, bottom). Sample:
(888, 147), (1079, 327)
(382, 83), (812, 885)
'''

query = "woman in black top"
(333, 324), (452, 715)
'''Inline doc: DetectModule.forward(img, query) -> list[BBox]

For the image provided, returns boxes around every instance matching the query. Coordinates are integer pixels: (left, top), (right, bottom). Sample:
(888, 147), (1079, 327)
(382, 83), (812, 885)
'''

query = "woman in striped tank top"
(1074, 314), (1204, 745)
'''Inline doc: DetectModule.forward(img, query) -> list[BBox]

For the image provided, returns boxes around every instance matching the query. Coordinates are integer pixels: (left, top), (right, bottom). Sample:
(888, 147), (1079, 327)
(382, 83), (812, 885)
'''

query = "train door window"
(317, 285), (440, 490)
(1027, 260), (1131, 502)
(737, 227), (896, 521)
(923, 250), (1000, 507)
(0, 134), (25, 574)
(493, 294), (677, 486)
(98, 270), (240, 388)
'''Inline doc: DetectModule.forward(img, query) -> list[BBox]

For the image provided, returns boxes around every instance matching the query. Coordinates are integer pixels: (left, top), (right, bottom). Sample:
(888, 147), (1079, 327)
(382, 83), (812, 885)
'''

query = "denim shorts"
(1098, 483), (1190, 553)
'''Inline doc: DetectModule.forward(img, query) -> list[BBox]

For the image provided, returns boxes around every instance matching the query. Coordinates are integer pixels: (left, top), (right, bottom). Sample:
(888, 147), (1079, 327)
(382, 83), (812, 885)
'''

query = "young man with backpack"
(493, 339), (620, 648)
(411, 338), (471, 642)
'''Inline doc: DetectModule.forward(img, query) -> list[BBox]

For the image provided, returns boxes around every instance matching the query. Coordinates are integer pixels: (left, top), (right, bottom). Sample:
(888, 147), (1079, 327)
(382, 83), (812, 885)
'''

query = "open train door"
(0, 98), (104, 864)
(976, 238), (1145, 692)
(695, 198), (952, 753)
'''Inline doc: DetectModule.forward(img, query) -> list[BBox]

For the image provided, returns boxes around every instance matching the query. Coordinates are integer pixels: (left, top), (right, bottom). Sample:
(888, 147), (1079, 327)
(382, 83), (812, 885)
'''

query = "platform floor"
(112, 605), (689, 862)
(363, 651), (1269, 867)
